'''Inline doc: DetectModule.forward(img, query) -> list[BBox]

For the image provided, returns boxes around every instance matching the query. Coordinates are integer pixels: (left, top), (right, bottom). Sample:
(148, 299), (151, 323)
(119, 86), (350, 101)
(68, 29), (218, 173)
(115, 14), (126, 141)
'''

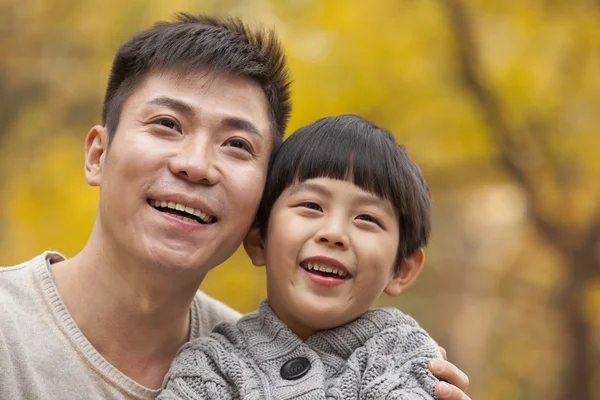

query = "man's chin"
(146, 247), (214, 276)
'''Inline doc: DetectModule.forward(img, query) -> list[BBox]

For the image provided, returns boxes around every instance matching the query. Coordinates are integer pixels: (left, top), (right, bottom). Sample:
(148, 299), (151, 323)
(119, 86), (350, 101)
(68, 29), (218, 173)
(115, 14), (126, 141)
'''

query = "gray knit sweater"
(159, 300), (441, 400)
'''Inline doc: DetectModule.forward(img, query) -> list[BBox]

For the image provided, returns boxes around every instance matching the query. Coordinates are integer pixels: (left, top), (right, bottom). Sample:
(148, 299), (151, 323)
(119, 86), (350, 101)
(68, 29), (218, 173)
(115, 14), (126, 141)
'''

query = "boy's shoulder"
(341, 307), (429, 337)
(180, 300), (296, 362)
(182, 306), (261, 354)
(335, 307), (442, 359)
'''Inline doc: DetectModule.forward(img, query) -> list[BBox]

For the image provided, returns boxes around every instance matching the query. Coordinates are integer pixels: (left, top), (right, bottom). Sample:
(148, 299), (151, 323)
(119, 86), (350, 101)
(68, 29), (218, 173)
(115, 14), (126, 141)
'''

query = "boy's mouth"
(148, 199), (217, 224)
(300, 259), (352, 280)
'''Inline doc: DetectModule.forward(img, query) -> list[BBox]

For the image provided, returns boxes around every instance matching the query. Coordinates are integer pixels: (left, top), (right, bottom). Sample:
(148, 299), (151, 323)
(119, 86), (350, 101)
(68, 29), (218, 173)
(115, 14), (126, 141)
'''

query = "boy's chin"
(292, 300), (363, 332)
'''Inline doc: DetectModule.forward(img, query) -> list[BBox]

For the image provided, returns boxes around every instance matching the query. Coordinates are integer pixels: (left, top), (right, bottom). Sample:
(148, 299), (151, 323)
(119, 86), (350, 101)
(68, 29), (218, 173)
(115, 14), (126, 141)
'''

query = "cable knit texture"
(160, 300), (441, 400)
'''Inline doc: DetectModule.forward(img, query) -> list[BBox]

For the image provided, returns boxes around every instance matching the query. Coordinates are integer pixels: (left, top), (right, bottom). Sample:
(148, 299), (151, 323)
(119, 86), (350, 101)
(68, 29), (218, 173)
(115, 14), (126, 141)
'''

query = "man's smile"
(148, 198), (217, 224)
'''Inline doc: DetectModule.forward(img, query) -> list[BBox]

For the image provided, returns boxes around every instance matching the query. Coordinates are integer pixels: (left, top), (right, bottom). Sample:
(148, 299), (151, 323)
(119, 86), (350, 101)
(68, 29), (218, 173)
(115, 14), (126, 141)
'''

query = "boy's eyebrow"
(355, 194), (396, 216)
(288, 182), (332, 198)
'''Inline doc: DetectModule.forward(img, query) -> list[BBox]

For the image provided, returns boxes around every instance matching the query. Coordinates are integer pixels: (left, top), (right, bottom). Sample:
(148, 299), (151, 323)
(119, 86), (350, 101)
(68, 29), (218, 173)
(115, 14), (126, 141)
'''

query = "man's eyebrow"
(222, 117), (263, 139)
(146, 96), (195, 116)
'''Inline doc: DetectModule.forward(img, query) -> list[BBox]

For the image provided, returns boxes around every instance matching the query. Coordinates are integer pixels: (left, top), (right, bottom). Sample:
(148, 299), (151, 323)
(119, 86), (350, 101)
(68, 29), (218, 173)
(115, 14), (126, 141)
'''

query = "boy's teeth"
(304, 263), (347, 278)
(151, 199), (213, 223)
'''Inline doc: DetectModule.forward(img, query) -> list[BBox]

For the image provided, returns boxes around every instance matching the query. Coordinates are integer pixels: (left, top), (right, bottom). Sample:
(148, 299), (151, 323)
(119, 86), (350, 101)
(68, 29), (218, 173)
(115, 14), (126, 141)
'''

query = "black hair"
(102, 13), (291, 145)
(257, 114), (431, 270)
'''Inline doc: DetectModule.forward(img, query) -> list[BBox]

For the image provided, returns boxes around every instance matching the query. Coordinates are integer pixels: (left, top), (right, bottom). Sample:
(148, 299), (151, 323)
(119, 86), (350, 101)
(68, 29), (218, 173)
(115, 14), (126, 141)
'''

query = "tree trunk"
(563, 282), (592, 400)
(561, 242), (598, 400)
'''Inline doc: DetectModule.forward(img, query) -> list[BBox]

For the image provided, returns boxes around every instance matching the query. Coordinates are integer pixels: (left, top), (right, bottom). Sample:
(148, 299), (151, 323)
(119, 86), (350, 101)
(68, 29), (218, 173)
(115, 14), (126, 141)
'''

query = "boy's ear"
(384, 248), (425, 297)
(243, 221), (266, 267)
(84, 125), (108, 187)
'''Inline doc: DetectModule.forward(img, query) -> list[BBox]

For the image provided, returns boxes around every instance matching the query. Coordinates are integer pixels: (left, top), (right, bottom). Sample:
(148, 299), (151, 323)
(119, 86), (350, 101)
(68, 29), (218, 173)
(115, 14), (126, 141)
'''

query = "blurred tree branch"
(441, 1), (599, 399)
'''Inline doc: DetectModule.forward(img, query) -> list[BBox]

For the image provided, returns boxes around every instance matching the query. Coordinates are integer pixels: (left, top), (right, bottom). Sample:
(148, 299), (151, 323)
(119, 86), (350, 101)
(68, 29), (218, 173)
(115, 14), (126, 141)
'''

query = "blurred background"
(1, 0), (599, 398)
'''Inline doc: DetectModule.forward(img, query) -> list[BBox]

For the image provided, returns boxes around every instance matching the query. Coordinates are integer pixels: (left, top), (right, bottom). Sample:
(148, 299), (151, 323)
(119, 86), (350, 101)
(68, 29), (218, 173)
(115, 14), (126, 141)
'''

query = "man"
(0, 14), (470, 399)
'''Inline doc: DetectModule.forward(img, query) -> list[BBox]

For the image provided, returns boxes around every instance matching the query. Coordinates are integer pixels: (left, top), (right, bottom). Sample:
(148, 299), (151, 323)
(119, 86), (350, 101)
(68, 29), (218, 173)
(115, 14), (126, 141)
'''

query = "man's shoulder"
(190, 290), (242, 338)
(0, 252), (67, 329)
(1, 254), (40, 276)
(1, 252), (64, 275)
(1, 253), (47, 297)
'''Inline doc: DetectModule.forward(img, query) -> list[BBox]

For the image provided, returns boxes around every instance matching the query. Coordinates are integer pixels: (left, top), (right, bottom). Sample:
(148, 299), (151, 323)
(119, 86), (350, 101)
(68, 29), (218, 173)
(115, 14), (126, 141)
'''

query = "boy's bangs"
(292, 129), (399, 206)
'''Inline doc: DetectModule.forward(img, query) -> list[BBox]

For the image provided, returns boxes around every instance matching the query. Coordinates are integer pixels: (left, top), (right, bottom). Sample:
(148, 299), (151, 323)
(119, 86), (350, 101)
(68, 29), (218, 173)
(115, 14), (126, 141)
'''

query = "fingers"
(439, 346), (448, 361)
(428, 359), (470, 391)
(435, 382), (472, 400)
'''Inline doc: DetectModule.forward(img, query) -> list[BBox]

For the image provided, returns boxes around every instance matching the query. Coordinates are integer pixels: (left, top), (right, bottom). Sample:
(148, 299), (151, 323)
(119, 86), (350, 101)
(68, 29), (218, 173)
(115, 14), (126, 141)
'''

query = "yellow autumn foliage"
(1, 1), (599, 399)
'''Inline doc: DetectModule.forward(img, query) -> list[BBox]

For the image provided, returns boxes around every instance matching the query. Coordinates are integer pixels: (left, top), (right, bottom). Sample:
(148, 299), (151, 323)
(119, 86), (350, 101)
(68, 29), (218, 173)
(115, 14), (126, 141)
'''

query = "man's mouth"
(148, 199), (217, 224)
(301, 261), (351, 280)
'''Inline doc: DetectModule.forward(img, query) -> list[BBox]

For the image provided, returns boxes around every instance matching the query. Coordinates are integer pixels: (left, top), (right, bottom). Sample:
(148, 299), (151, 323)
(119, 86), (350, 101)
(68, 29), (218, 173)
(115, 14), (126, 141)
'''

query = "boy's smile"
(300, 255), (352, 287)
(256, 177), (404, 340)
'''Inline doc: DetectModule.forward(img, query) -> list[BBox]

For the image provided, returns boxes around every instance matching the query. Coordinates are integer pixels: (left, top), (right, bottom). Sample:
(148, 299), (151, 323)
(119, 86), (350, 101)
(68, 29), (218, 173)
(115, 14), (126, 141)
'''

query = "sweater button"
(280, 357), (311, 380)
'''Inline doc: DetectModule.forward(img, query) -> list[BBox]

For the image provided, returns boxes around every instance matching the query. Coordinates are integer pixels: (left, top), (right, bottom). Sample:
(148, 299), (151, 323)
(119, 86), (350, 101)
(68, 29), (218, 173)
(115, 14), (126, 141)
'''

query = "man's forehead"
(137, 70), (269, 117)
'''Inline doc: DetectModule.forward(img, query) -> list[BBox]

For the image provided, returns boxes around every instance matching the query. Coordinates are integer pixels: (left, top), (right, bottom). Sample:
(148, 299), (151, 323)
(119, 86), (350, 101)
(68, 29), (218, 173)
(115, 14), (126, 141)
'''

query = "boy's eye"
(300, 202), (322, 212)
(356, 214), (381, 226)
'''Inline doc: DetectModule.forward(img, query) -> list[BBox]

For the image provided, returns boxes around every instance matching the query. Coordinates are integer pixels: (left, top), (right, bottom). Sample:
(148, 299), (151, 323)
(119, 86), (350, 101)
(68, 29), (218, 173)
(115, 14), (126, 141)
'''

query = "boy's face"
(85, 69), (272, 278)
(247, 177), (422, 340)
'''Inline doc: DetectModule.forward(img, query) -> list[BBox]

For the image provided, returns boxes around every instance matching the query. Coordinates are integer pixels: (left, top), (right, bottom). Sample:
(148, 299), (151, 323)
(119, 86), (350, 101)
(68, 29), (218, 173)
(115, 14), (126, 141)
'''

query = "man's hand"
(428, 347), (471, 400)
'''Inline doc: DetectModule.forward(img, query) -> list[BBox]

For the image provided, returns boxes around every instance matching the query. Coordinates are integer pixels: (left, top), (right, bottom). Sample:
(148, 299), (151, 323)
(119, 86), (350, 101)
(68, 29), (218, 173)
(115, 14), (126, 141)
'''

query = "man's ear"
(243, 221), (266, 267)
(84, 125), (109, 187)
(384, 248), (425, 297)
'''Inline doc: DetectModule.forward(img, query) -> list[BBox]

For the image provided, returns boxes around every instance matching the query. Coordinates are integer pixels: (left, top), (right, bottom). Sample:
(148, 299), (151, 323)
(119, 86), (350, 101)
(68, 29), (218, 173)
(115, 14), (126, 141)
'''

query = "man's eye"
(153, 118), (178, 131)
(300, 202), (322, 212)
(356, 214), (381, 226)
(225, 139), (252, 153)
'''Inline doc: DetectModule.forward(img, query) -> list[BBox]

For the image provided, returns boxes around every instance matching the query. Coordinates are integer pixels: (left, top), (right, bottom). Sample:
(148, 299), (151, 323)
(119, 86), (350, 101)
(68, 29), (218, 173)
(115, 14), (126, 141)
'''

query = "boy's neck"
(267, 298), (316, 341)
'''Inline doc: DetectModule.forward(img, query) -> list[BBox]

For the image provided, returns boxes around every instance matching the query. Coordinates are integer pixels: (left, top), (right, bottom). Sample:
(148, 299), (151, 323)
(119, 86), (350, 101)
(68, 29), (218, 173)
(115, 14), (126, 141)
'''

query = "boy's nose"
(316, 224), (349, 250)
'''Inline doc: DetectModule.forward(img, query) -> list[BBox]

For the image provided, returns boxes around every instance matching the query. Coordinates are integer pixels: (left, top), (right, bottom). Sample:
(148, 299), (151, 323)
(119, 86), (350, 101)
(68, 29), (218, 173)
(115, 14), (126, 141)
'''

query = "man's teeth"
(304, 263), (348, 278)
(150, 199), (212, 223)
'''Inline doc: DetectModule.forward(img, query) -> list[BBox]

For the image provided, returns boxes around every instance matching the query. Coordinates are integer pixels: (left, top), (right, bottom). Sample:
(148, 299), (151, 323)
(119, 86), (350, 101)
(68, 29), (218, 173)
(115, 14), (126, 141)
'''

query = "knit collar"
(237, 300), (410, 373)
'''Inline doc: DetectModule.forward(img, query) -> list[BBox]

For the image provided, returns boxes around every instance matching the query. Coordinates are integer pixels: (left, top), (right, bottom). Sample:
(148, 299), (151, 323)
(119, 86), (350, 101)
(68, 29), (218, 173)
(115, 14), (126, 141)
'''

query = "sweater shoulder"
(365, 308), (441, 356)
(0, 252), (63, 311)
(190, 291), (242, 338)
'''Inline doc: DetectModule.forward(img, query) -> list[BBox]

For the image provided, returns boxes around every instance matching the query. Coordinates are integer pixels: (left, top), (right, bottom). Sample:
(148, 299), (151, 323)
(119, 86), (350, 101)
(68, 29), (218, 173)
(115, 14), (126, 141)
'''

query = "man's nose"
(169, 137), (220, 185)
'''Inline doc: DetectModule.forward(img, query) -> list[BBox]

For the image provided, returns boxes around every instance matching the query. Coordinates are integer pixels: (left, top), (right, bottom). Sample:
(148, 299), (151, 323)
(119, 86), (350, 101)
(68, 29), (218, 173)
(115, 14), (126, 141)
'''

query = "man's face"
(88, 69), (273, 276)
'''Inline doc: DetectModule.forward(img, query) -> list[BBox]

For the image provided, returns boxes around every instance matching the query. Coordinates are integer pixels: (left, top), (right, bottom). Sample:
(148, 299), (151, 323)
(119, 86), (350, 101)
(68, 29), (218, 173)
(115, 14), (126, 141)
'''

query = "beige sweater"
(0, 252), (241, 400)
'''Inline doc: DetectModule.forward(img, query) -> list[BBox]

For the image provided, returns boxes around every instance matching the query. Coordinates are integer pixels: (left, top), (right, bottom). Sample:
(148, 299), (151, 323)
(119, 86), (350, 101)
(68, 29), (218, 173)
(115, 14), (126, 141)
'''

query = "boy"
(159, 114), (443, 399)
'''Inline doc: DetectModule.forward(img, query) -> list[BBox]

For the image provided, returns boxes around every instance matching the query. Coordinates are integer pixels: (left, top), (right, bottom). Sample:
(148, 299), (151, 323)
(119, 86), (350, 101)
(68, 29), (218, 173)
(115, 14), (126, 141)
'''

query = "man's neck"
(51, 242), (205, 389)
